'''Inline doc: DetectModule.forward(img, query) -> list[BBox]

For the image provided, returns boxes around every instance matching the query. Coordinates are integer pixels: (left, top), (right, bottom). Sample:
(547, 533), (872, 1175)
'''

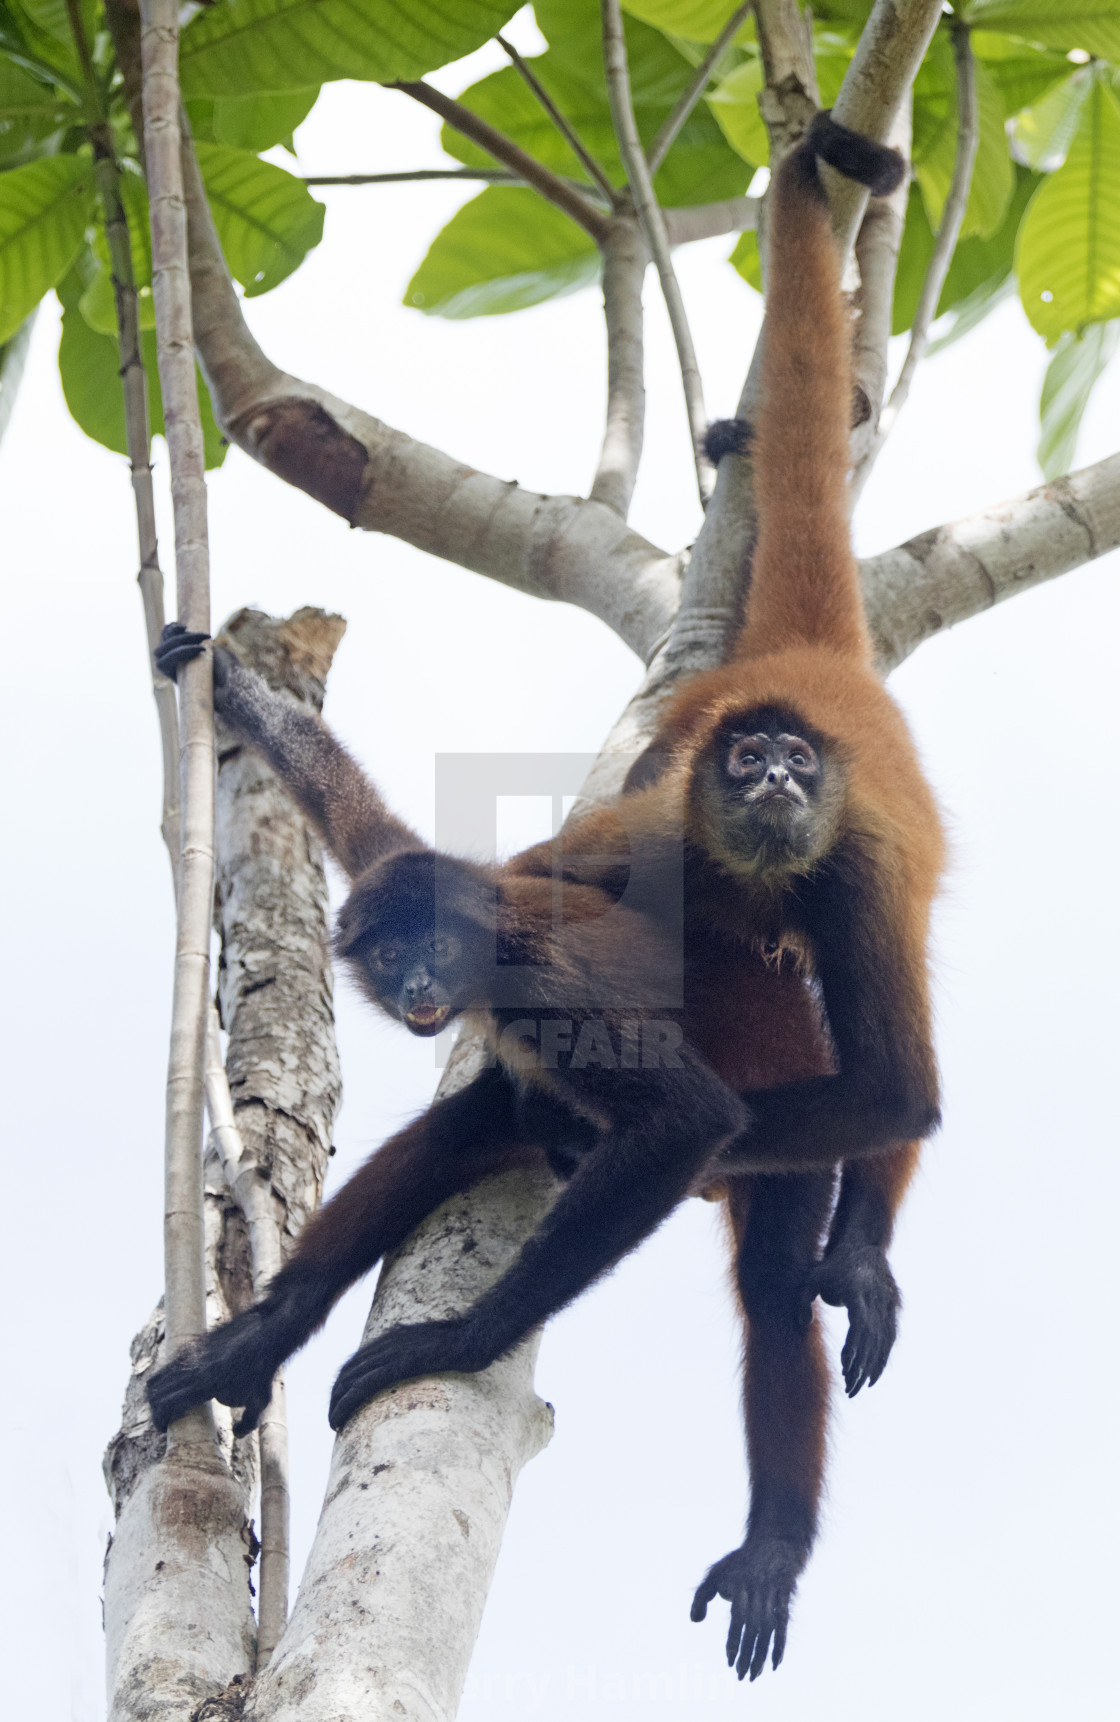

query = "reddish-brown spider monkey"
(149, 112), (939, 1678)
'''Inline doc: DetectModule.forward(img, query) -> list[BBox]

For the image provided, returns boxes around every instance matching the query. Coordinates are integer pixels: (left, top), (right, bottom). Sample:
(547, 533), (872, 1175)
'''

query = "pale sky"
(2, 22), (1118, 1720)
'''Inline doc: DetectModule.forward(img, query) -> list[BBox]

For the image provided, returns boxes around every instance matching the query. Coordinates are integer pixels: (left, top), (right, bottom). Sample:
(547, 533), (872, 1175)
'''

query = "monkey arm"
(729, 839), (940, 1169)
(810, 1140), (921, 1396)
(154, 622), (421, 879)
(146, 1065), (522, 1434)
(327, 1058), (747, 1429)
(692, 1173), (834, 1681)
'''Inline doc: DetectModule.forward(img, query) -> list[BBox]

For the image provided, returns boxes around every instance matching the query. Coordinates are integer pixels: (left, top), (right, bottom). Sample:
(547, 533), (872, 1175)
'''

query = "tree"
(2, 1), (1118, 1718)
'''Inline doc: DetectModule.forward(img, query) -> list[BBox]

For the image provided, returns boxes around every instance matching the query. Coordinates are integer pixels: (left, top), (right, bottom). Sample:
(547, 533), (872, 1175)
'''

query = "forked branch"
(497, 32), (618, 203)
(392, 80), (610, 241)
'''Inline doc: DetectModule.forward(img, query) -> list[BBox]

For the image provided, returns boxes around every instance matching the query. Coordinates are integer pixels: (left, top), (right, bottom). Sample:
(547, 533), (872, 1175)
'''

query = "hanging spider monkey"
(148, 111), (939, 1679)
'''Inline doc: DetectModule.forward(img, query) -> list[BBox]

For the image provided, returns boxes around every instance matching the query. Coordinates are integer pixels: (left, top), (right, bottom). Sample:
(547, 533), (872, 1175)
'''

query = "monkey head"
(335, 851), (498, 1035)
(693, 704), (844, 881)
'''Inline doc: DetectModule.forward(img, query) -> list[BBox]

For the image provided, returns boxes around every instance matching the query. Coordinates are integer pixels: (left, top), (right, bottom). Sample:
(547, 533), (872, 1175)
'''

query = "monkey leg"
(692, 1170), (835, 1681)
(147, 1065), (525, 1434)
(810, 1139), (921, 1397)
(327, 1056), (747, 1430)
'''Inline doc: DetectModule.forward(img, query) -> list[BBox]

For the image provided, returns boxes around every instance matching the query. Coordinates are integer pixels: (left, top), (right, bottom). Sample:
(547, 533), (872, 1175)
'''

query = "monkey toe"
(328, 1319), (478, 1430)
(154, 621), (211, 681)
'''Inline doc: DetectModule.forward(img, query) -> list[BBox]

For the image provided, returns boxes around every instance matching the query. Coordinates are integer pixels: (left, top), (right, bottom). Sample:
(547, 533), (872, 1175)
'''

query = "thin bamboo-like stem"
(204, 1011), (290, 1663)
(139, 0), (216, 1449)
(393, 80), (610, 241)
(647, 0), (752, 175)
(601, 0), (711, 504)
(854, 22), (978, 494)
(497, 32), (618, 204)
(590, 216), (647, 517)
(303, 167), (517, 185)
(82, 0), (292, 1633)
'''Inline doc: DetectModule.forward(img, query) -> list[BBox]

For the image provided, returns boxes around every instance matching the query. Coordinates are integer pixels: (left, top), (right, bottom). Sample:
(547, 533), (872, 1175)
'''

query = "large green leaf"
(913, 34), (1013, 240)
(58, 291), (228, 468)
(892, 166), (1039, 338)
(621, 0), (750, 41)
(963, 1), (1120, 62)
(707, 56), (767, 165)
(447, 4), (750, 206)
(405, 186), (599, 317)
(1017, 77), (1120, 338)
(0, 154), (92, 342)
(187, 87), (320, 153)
(1037, 320), (1119, 477)
(179, 0), (519, 97)
(728, 224), (761, 291)
(1011, 67), (1092, 171)
(971, 30), (1072, 118)
(0, 57), (75, 162)
(196, 142), (324, 295)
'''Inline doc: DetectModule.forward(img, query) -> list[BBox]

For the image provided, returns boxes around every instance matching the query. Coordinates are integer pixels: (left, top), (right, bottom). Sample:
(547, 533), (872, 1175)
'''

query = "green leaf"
(195, 142), (324, 295)
(447, 4), (750, 206)
(728, 225), (761, 291)
(913, 35), (1013, 240)
(58, 293), (228, 467)
(707, 57), (767, 165)
(179, 0), (519, 97)
(1011, 67), (1092, 171)
(1037, 319), (1119, 476)
(621, 0), (751, 41)
(11, 0), (94, 42)
(405, 186), (599, 317)
(963, 1), (1120, 62)
(971, 30), (1072, 118)
(0, 56), (75, 162)
(187, 87), (320, 153)
(0, 154), (92, 342)
(1017, 77), (1120, 338)
(893, 166), (1039, 337)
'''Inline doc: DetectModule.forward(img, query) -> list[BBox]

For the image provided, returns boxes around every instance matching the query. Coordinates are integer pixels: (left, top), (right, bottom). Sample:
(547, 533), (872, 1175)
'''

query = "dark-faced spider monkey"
(149, 112), (941, 1680)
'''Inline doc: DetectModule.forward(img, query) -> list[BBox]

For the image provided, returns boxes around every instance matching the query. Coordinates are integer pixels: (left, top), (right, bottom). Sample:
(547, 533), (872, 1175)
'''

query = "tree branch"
(179, 133), (683, 659)
(141, 0), (218, 1448)
(863, 450), (1120, 672)
(496, 32), (618, 204)
(601, 0), (712, 505)
(590, 215), (647, 516)
(647, 0), (752, 175)
(854, 20), (978, 495)
(391, 80), (610, 242)
(663, 194), (758, 245)
(0, 312), (35, 449)
(302, 167), (517, 185)
(849, 100), (912, 475)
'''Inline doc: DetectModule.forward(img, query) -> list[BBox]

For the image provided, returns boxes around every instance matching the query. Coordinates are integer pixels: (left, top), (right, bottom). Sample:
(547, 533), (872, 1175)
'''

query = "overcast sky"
(2, 21), (1118, 1720)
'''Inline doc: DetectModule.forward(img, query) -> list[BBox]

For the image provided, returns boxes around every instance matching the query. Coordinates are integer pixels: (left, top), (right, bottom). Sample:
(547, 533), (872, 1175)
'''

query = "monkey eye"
(375, 945), (400, 969)
(727, 739), (765, 777)
(430, 936), (448, 957)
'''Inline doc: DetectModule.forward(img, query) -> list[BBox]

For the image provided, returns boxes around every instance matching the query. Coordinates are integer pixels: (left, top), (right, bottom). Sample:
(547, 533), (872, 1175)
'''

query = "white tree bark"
(245, 1045), (556, 1722)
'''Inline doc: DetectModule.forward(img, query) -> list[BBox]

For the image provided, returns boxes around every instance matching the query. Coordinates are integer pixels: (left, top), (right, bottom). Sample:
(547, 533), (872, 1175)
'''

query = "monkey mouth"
(404, 1003), (452, 1034)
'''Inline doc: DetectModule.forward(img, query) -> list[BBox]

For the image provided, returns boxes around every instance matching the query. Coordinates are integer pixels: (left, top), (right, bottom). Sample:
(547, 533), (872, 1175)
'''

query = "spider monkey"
(148, 111), (938, 1679)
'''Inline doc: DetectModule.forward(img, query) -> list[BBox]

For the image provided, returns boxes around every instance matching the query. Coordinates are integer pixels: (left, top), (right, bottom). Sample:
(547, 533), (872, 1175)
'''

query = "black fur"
(805, 108), (906, 197)
(705, 418), (753, 463)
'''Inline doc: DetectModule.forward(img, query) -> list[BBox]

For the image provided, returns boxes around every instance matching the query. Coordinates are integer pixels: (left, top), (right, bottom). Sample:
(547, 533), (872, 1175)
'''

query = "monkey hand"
(808, 1243), (900, 1397)
(146, 1304), (288, 1437)
(328, 1319), (486, 1431)
(154, 623), (237, 701)
(691, 1534), (803, 1681)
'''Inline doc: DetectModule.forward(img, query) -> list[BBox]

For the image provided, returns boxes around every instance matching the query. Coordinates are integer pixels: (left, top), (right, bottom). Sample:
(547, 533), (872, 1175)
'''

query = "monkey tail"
(735, 112), (904, 664)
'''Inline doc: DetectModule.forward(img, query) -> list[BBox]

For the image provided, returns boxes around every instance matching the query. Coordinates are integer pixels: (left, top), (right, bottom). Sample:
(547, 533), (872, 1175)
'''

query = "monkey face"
(335, 851), (499, 1034)
(697, 706), (843, 880)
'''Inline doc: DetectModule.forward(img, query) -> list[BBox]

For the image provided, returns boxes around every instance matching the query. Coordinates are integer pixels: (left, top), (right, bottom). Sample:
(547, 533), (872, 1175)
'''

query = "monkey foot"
(328, 1318), (481, 1431)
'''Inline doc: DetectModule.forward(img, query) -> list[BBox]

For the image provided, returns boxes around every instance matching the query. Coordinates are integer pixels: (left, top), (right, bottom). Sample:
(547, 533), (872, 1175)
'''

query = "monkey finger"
(747, 1621), (773, 1682)
(232, 1389), (270, 1438)
(690, 1574), (718, 1622)
(726, 1607), (746, 1669)
(770, 1609), (789, 1672)
(154, 623), (211, 680)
